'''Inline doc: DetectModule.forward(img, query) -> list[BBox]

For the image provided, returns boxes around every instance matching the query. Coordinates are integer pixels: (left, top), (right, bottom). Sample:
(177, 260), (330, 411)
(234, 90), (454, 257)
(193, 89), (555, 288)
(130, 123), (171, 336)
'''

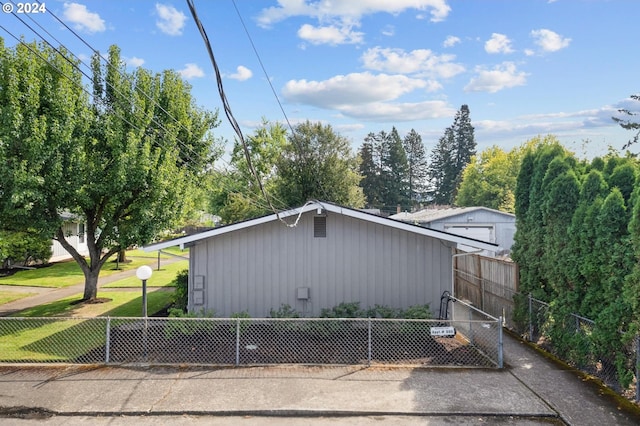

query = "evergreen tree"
(428, 104), (476, 204)
(380, 127), (409, 210)
(358, 128), (410, 212)
(403, 128), (429, 206)
(358, 140), (380, 207)
(427, 127), (456, 204)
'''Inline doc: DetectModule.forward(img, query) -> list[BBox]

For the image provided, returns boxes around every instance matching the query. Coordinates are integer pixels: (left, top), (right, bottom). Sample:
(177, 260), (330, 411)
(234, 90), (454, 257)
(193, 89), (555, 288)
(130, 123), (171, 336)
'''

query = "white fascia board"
(142, 202), (322, 252)
(142, 201), (498, 253)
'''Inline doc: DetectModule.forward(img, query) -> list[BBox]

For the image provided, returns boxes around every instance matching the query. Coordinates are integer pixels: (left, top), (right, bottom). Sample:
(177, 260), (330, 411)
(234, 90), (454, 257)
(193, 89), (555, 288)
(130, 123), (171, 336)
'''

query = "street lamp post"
(136, 265), (153, 317)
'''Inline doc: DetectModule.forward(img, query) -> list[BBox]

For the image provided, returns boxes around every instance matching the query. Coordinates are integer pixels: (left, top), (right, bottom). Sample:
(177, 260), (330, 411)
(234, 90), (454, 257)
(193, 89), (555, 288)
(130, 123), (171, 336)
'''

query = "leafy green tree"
(403, 128), (429, 206)
(275, 121), (364, 208)
(455, 145), (522, 212)
(0, 41), (220, 301)
(210, 120), (287, 223)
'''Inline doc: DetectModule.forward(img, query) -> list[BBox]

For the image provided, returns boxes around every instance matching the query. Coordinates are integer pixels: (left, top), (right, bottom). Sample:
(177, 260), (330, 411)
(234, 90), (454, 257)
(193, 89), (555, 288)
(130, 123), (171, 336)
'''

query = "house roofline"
(143, 201), (500, 252)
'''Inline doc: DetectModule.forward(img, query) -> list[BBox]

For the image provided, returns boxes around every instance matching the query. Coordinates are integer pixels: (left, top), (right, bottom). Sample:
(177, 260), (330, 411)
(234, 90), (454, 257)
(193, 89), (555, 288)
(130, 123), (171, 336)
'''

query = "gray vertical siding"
(190, 210), (454, 317)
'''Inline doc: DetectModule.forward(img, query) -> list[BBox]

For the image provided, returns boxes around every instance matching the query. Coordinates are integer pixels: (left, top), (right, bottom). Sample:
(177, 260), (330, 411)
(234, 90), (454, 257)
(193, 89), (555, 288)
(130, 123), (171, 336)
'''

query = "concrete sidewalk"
(0, 333), (639, 425)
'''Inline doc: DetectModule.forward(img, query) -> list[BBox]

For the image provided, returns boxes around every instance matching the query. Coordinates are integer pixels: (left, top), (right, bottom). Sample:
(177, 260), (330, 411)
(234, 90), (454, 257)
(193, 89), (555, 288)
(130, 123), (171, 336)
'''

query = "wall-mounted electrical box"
(296, 287), (310, 300)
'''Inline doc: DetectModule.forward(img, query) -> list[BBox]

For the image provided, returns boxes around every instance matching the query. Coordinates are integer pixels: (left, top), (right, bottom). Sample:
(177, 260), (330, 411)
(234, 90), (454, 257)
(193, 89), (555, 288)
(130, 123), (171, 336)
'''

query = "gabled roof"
(143, 201), (499, 252)
(390, 206), (515, 223)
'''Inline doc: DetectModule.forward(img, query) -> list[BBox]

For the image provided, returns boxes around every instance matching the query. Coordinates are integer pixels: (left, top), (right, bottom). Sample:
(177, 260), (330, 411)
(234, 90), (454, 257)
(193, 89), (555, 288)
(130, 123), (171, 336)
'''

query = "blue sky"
(2, 0), (639, 160)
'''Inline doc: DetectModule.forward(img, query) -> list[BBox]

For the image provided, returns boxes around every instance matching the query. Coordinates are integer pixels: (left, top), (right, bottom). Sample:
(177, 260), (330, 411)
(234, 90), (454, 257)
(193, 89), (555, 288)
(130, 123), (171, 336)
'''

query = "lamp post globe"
(136, 265), (153, 317)
(136, 265), (153, 281)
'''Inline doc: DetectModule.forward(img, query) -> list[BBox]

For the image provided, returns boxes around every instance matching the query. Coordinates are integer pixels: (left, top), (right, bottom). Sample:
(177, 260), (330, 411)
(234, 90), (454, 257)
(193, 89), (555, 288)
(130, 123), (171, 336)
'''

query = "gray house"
(390, 207), (516, 256)
(144, 202), (497, 317)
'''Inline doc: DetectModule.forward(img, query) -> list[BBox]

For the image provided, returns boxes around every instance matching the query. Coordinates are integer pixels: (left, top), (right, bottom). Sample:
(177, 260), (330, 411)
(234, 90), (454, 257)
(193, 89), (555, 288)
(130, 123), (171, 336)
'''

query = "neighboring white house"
(143, 201), (497, 317)
(50, 212), (89, 262)
(390, 207), (516, 257)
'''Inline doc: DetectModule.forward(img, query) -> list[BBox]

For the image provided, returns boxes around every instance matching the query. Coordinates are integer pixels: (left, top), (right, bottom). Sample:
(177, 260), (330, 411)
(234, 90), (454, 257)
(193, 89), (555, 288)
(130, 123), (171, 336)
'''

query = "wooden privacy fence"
(453, 251), (519, 329)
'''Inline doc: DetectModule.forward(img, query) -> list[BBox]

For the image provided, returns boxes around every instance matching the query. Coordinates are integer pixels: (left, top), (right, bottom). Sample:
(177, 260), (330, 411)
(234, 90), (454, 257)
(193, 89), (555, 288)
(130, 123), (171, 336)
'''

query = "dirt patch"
(88, 322), (494, 367)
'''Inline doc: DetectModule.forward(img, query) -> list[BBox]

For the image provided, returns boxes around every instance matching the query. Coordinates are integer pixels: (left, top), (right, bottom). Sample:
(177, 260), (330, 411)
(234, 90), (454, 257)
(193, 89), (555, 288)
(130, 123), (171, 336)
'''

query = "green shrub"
(170, 269), (189, 312)
(402, 304), (432, 319)
(320, 301), (366, 318)
(269, 304), (299, 318)
(0, 230), (52, 268)
(164, 307), (216, 338)
(366, 304), (403, 318)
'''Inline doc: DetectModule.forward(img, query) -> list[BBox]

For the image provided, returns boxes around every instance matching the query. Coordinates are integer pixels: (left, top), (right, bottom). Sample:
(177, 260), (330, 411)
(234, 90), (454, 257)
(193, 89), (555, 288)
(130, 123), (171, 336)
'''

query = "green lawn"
(12, 289), (174, 318)
(0, 291), (36, 305)
(0, 248), (186, 362)
(0, 248), (187, 288)
(102, 260), (188, 288)
(0, 290), (174, 362)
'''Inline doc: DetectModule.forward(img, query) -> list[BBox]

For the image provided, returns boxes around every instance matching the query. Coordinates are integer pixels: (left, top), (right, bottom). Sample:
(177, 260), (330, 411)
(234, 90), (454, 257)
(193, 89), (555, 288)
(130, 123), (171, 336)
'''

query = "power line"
(1, 1), (292, 220)
(0, 25), (269, 215)
(186, 0), (301, 227)
(229, 0), (333, 204)
(0, 19), (277, 219)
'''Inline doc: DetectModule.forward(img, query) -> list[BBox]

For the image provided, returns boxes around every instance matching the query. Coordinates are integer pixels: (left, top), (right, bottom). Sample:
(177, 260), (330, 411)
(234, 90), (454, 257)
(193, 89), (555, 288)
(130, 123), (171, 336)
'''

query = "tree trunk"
(55, 226), (116, 302)
(82, 267), (100, 301)
(117, 249), (130, 263)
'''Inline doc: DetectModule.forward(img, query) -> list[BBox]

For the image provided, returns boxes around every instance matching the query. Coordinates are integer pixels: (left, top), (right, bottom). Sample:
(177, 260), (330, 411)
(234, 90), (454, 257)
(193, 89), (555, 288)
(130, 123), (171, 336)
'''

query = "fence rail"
(453, 252), (519, 330)
(0, 302), (502, 368)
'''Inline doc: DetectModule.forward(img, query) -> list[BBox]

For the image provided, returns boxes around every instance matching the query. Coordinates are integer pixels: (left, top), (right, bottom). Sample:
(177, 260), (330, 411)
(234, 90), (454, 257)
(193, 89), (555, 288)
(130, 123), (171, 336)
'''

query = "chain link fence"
(526, 295), (640, 404)
(0, 307), (502, 368)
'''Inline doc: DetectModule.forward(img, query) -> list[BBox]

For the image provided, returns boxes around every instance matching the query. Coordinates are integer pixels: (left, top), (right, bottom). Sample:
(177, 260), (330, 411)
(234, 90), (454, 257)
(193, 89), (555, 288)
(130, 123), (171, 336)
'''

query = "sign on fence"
(430, 326), (456, 336)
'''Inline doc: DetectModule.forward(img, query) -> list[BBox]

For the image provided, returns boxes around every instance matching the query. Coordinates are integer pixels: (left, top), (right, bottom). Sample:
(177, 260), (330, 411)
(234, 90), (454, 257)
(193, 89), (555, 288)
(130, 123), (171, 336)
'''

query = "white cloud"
(338, 100), (455, 121)
(297, 23), (364, 45)
(228, 66), (253, 81)
(283, 72), (428, 108)
(530, 29), (571, 52)
(361, 47), (465, 79)
(155, 3), (187, 36)
(63, 3), (106, 33)
(464, 62), (528, 93)
(443, 35), (460, 48)
(178, 63), (205, 79)
(281, 72), (454, 121)
(485, 33), (514, 54)
(125, 57), (145, 67)
(257, 0), (451, 27)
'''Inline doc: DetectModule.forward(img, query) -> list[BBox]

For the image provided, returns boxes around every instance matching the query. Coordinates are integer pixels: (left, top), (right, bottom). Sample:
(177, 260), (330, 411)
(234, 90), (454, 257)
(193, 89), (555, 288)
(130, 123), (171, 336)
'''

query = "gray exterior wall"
(188, 210), (455, 317)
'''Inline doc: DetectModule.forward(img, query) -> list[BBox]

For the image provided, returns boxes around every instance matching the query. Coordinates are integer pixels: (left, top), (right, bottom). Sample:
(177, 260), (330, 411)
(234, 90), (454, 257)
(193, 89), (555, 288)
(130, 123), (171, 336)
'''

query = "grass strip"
(0, 290), (174, 362)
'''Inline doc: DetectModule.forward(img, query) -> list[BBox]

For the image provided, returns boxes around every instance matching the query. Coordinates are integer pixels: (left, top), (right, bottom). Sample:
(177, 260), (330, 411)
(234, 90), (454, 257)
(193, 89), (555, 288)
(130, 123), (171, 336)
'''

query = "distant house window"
(314, 216), (327, 238)
(78, 223), (85, 244)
